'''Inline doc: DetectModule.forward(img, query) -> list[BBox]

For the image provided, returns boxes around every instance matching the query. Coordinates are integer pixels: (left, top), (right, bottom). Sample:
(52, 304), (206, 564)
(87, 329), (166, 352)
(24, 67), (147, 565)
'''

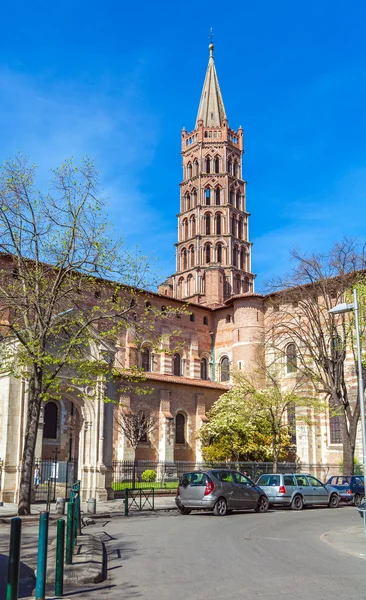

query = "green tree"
(0, 154), (177, 515)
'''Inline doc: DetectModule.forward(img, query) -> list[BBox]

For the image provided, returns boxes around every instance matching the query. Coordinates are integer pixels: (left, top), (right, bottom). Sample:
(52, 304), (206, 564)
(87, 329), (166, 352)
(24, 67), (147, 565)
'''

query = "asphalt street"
(0, 506), (364, 599)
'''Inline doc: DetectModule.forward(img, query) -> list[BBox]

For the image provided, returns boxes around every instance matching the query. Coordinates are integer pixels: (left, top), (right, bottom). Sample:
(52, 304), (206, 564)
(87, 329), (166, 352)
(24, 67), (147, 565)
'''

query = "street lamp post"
(329, 288), (366, 534)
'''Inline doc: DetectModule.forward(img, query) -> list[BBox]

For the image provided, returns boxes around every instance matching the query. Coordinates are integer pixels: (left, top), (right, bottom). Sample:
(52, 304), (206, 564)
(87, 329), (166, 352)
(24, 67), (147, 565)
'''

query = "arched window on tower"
(231, 216), (237, 237)
(175, 413), (186, 444)
(220, 357), (230, 382)
(194, 159), (199, 176)
(236, 192), (241, 209)
(43, 402), (58, 439)
(173, 353), (182, 376)
(215, 213), (221, 235)
(230, 190), (235, 205)
(141, 347), (151, 372)
(200, 358), (208, 380)
(205, 244), (211, 264)
(192, 189), (197, 207)
(286, 343), (297, 374)
(215, 156), (220, 173)
(233, 161), (238, 177)
(182, 249), (187, 270)
(240, 247), (245, 270)
(227, 158), (232, 174)
(205, 188), (211, 206)
(186, 194), (190, 211)
(215, 188), (221, 205)
(190, 215), (196, 236)
(205, 156), (211, 173)
(233, 245), (238, 267)
(217, 243), (223, 264)
(183, 219), (188, 240)
(234, 274), (241, 294)
(187, 163), (192, 179)
(177, 277), (184, 299)
(205, 214), (211, 235)
(189, 245), (195, 268)
(243, 276), (250, 293)
(238, 218), (243, 239)
(187, 274), (194, 296)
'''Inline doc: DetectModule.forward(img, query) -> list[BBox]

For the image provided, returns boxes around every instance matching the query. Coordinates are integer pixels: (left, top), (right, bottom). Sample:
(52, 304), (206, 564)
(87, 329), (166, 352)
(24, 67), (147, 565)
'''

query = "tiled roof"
(142, 372), (230, 390)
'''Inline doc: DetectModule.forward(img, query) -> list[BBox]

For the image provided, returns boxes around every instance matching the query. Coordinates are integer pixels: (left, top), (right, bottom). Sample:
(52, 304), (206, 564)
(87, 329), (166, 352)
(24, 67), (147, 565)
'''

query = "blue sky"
(1, 1), (365, 292)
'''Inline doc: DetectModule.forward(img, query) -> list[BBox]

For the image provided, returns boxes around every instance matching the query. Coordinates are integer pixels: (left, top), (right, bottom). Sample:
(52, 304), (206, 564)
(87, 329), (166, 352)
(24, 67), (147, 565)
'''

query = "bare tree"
(0, 154), (176, 514)
(265, 240), (366, 474)
(116, 409), (157, 488)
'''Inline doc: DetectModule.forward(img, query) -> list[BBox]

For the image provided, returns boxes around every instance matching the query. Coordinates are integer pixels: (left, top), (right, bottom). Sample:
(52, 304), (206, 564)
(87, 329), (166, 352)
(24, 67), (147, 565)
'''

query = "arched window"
(215, 213), (221, 235)
(205, 214), (211, 235)
(175, 413), (186, 444)
(215, 156), (220, 173)
(189, 245), (195, 268)
(173, 353), (181, 376)
(236, 192), (241, 209)
(187, 163), (192, 179)
(187, 274), (194, 296)
(183, 219), (188, 240)
(190, 215), (196, 236)
(182, 249), (187, 270)
(215, 188), (221, 205)
(220, 357), (230, 382)
(192, 189), (197, 207)
(227, 158), (232, 174)
(240, 248), (245, 270)
(205, 244), (211, 264)
(238, 218), (243, 239)
(229, 190), (235, 205)
(286, 343), (297, 374)
(205, 156), (211, 173)
(194, 159), (199, 176)
(141, 347), (151, 372)
(244, 276), (250, 292)
(177, 278), (184, 299)
(205, 188), (211, 206)
(217, 243), (223, 264)
(200, 358), (208, 380)
(186, 194), (190, 211)
(233, 245), (238, 267)
(233, 161), (238, 177)
(43, 402), (58, 439)
(234, 275), (241, 294)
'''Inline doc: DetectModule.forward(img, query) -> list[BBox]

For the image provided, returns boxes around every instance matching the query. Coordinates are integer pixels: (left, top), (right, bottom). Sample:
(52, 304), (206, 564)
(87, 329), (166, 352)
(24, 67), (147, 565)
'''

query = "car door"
(232, 472), (257, 509)
(294, 475), (312, 504)
(307, 475), (329, 504)
(217, 471), (239, 509)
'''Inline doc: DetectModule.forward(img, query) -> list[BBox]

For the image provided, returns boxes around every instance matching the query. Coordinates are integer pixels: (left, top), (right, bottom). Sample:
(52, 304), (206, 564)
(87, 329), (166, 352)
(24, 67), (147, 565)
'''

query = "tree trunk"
(341, 414), (356, 475)
(18, 366), (43, 516)
(272, 435), (278, 472)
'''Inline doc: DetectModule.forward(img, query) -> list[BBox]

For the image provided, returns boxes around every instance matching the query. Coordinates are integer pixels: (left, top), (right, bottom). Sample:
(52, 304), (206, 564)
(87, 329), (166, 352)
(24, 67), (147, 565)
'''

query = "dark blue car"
(326, 475), (364, 506)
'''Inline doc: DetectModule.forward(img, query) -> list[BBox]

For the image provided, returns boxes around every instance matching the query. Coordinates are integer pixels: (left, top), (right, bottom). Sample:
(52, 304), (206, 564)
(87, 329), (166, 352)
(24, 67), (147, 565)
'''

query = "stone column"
(195, 394), (208, 464)
(158, 390), (174, 479)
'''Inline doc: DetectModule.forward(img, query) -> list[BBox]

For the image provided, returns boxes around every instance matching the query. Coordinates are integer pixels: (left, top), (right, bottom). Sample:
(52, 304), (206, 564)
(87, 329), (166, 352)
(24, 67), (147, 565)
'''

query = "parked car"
(325, 475), (365, 506)
(256, 473), (339, 510)
(175, 469), (269, 516)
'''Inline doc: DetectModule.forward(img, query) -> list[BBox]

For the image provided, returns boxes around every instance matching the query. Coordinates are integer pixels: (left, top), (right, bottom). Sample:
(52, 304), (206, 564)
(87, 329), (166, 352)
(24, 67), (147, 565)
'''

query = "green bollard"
(124, 489), (129, 517)
(35, 511), (49, 600)
(66, 501), (74, 565)
(55, 519), (65, 597)
(152, 487), (155, 510)
(6, 517), (22, 600)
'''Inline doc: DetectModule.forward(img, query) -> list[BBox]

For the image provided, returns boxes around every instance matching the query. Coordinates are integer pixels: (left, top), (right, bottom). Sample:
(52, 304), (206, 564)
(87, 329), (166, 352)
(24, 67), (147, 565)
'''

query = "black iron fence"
(112, 460), (343, 492)
(33, 459), (78, 503)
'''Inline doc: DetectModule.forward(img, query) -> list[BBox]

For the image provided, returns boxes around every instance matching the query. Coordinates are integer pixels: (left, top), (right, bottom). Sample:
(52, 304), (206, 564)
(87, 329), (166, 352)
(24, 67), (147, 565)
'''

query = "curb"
(45, 533), (105, 585)
(320, 526), (366, 560)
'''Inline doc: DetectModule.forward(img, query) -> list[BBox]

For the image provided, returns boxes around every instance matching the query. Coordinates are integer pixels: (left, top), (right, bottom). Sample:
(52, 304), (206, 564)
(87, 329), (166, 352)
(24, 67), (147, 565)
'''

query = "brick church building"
(0, 43), (358, 502)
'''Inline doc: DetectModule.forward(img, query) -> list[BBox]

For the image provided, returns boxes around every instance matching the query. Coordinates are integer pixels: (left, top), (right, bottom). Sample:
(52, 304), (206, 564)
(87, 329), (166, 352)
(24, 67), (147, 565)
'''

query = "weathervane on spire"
(209, 27), (214, 43)
(209, 27), (214, 56)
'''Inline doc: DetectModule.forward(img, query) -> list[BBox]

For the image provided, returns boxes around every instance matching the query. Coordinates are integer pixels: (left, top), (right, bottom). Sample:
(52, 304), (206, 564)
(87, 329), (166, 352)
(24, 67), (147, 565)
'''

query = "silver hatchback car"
(176, 469), (269, 516)
(256, 473), (340, 510)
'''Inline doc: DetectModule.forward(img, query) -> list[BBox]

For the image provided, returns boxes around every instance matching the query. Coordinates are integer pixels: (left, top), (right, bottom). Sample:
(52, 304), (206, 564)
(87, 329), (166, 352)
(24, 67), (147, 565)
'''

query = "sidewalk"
(0, 495), (177, 522)
(321, 524), (366, 560)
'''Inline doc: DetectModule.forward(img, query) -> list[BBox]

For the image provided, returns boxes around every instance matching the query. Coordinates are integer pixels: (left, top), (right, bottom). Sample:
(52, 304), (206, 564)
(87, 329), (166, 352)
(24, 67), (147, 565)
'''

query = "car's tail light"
(279, 485), (286, 494)
(347, 489), (352, 495)
(204, 481), (215, 496)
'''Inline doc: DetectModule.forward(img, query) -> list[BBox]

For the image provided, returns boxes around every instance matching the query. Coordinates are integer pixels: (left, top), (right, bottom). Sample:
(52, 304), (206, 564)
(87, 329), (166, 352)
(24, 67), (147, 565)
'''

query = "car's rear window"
(181, 472), (209, 487)
(257, 475), (280, 486)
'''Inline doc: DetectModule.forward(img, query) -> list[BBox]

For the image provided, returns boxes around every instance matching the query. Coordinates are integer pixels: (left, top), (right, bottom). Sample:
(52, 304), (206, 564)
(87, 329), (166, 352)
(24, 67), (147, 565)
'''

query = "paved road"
(0, 506), (364, 599)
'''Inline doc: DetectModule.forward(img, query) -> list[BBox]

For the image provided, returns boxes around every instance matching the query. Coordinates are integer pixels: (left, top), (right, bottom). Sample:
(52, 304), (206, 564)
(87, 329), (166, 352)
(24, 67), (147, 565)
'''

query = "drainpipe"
(210, 331), (215, 382)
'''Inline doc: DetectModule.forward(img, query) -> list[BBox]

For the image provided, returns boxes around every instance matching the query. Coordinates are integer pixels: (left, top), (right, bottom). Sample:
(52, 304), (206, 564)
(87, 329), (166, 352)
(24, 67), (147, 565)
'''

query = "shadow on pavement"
(0, 553), (35, 600)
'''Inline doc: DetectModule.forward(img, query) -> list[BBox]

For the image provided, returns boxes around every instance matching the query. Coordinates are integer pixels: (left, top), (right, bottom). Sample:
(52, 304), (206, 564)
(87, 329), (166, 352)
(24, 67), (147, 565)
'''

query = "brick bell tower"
(160, 42), (255, 307)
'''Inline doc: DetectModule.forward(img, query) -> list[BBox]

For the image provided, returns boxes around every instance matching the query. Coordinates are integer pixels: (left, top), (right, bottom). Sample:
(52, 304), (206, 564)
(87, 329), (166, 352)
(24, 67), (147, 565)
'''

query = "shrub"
(339, 457), (363, 475)
(141, 469), (156, 482)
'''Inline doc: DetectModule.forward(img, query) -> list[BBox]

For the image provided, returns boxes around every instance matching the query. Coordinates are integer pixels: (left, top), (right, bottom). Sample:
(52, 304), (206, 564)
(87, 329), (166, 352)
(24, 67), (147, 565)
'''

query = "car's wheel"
(177, 506), (191, 515)
(291, 494), (304, 511)
(255, 495), (269, 513)
(354, 493), (361, 507)
(328, 494), (339, 509)
(213, 497), (228, 516)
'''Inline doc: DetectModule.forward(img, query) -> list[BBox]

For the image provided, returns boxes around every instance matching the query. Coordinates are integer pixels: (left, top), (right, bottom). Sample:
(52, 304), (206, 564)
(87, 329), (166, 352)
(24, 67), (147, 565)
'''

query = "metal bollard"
(55, 519), (65, 597)
(35, 511), (49, 600)
(66, 501), (74, 565)
(75, 492), (81, 537)
(124, 489), (129, 517)
(6, 517), (22, 600)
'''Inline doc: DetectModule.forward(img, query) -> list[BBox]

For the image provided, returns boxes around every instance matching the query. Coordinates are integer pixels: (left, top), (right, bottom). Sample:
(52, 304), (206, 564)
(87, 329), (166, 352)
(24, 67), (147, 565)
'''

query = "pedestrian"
(34, 463), (41, 489)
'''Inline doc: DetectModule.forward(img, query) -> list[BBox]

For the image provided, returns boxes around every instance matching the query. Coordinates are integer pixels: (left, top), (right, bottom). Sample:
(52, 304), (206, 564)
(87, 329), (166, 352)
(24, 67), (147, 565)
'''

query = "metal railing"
(33, 458), (78, 503)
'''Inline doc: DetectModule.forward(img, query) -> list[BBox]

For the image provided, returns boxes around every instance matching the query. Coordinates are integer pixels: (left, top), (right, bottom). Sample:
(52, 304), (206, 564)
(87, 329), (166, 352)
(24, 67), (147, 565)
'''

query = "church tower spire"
(162, 42), (255, 307)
